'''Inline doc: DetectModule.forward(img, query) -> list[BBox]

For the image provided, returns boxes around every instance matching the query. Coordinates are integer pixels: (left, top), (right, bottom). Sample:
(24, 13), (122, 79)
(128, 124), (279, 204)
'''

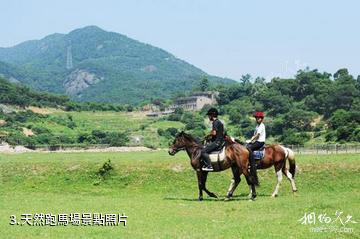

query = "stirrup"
(202, 166), (214, 171)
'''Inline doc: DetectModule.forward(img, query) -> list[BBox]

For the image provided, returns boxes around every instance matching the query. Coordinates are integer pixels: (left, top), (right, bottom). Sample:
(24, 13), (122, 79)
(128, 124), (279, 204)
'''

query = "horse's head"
(168, 131), (199, 156)
(168, 131), (187, 156)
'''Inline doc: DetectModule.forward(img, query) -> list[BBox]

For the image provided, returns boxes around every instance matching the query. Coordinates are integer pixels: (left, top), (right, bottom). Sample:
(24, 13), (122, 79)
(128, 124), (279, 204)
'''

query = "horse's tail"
(282, 146), (296, 178)
(287, 148), (296, 178)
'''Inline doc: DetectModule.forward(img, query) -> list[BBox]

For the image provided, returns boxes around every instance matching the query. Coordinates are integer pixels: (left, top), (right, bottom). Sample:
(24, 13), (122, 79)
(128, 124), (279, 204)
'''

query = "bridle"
(168, 145), (186, 155)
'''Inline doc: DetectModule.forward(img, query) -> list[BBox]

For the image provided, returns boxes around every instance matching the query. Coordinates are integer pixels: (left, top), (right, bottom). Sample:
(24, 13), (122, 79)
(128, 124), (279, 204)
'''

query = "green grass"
(0, 152), (359, 238)
(26, 110), (184, 147)
(35, 111), (153, 135)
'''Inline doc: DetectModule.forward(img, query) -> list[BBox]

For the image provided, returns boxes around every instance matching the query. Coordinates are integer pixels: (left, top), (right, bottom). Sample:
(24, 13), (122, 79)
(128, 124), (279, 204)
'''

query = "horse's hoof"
(249, 197), (256, 201)
(198, 197), (203, 201)
(293, 189), (298, 193)
(271, 194), (278, 198)
(224, 197), (231, 201)
(210, 194), (218, 199)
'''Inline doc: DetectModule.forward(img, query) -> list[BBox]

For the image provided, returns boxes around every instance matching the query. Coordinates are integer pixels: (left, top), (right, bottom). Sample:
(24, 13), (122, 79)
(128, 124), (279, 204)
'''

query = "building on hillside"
(168, 91), (219, 111)
(142, 104), (161, 112)
(145, 91), (219, 117)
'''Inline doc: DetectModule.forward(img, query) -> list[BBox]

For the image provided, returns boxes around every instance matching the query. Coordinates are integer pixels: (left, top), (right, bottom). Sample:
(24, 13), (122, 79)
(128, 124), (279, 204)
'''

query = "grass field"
(0, 151), (359, 239)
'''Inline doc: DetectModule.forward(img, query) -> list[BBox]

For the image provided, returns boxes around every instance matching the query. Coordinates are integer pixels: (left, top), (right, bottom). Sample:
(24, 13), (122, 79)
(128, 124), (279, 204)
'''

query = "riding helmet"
(206, 108), (219, 117)
(254, 111), (265, 118)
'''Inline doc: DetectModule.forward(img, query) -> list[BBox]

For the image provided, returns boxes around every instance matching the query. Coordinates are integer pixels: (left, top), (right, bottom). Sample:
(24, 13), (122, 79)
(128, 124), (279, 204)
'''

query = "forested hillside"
(0, 77), (69, 108)
(0, 26), (233, 104)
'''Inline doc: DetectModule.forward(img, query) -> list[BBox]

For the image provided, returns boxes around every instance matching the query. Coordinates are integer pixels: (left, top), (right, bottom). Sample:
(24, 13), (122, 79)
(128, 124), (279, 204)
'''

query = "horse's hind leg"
(282, 167), (297, 193)
(225, 165), (241, 201)
(202, 171), (218, 199)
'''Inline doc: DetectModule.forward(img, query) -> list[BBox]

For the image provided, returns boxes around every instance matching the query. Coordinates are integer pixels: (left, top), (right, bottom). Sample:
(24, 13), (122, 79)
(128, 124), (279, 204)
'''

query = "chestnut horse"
(246, 145), (297, 198)
(168, 131), (259, 201)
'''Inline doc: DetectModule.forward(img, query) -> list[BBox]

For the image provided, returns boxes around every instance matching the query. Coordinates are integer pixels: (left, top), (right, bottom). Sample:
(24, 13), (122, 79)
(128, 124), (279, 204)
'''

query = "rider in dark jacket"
(201, 108), (225, 171)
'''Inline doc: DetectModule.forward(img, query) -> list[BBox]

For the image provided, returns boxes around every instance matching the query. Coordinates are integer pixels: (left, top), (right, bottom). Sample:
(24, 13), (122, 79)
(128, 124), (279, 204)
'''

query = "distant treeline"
(0, 77), (130, 112)
(215, 68), (360, 144)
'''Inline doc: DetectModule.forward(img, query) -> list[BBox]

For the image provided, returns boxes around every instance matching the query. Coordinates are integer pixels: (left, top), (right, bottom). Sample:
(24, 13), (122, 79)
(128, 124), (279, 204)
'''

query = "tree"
(199, 76), (209, 92)
(283, 109), (317, 131)
(280, 129), (310, 145)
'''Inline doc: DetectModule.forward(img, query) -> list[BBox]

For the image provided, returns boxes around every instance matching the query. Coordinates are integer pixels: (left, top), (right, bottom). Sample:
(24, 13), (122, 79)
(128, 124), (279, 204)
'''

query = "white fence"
(284, 144), (360, 154)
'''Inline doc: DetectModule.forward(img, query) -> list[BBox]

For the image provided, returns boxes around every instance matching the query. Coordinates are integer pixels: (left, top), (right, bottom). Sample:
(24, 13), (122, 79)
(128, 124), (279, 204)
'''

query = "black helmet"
(206, 108), (219, 117)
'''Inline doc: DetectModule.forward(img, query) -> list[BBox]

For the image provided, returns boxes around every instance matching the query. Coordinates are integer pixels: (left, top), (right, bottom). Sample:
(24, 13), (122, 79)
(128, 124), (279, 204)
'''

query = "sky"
(0, 0), (359, 80)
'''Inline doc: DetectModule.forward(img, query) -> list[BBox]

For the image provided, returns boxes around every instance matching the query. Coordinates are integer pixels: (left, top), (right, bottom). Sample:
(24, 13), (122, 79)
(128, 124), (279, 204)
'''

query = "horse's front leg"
(225, 165), (241, 201)
(243, 168), (257, 200)
(244, 176), (253, 198)
(196, 171), (204, 201)
(271, 169), (283, 197)
(202, 171), (218, 198)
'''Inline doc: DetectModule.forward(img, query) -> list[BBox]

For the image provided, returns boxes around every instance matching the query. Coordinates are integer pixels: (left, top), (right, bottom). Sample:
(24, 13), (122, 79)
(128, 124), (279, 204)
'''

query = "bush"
(105, 132), (129, 146)
(24, 137), (37, 149)
(92, 130), (107, 139)
(34, 133), (54, 145)
(166, 127), (178, 137)
(350, 128), (360, 142)
(158, 127), (178, 139)
(58, 134), (76, 144)
(78, 133), (98, 144)
(168, 108), (184, 121)
(97, 160), (113, 178)
(32, 126), (51, 134)
(6, 132), (28, 145)
(280, 129), (310, 145)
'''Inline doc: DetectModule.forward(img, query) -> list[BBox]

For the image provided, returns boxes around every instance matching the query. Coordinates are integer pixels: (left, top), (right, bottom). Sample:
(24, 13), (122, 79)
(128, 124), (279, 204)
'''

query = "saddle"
(209, 145), (226, 162)
(253, 146), (266, 161)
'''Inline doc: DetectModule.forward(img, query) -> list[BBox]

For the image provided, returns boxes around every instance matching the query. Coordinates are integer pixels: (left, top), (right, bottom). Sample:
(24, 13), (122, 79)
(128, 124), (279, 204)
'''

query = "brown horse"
(168, 131), (259, 201)
(246, 145), (297, 198)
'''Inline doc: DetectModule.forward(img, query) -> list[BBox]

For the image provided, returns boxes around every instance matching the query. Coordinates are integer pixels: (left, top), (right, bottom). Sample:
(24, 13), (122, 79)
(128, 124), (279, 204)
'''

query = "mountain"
(0, 26), (234, 104)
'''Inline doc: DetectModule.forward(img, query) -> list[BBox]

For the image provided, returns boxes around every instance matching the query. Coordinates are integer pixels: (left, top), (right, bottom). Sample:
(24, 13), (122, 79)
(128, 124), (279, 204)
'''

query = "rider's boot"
(247, 148), (257, 183)
(201, 153), (214, 171)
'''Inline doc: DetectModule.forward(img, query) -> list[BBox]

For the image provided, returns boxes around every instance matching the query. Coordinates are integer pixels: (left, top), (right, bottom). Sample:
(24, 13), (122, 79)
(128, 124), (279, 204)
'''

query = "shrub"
(280, 129), (310, 145)
(97, 159), (113, 178)
(105, 132), (129, 146)
(32, 126), (51, 134)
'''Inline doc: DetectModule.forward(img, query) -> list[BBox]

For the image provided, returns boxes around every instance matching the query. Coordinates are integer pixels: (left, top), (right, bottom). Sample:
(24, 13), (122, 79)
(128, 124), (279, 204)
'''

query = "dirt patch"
(0, 143), (33, 153)
(0, 120), (6, 126)
(171, 164), (185, 172)
(22, 127), (34, 136)
(311, 116), (323, 127)
(28, 106), (51, 115)
(67, 164), (81, 171)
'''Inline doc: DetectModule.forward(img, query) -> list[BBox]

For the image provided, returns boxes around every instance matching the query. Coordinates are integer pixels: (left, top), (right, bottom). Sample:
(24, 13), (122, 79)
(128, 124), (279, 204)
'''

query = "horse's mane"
(179, 132), (202, 146)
